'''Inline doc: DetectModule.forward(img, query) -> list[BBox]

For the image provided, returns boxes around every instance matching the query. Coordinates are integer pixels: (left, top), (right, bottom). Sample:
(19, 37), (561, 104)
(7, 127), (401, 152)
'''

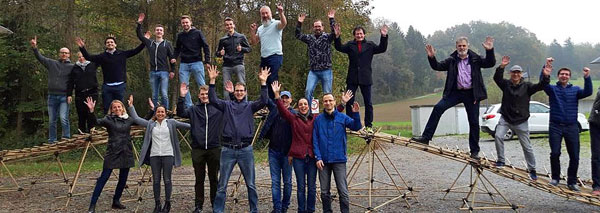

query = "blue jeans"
(90, 168), (130, 206)
(179, 61), (205, 107)
(421, 89), (480, 155)
(590, 123), (600, 189)
(346, 84), (373, 127)
(101, 83), (126, 114)
(268, 149), (292, 212)
(47, 94), (70, 142)
(549, 122), (580, 185)
(260, 54), (283, 99)
(292, 157), (317, 213)
(305, 69), (333, 106)
(150, 71), (170, 110)
(213, 146), (258, 213)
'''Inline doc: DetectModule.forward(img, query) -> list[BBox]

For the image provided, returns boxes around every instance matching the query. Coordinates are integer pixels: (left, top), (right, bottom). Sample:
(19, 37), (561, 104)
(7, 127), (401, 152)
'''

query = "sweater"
(80, 44), (145, 84)
(174, 28), (211, 64)
(32, 48), (74, 95)
(136, 23), (176, 72)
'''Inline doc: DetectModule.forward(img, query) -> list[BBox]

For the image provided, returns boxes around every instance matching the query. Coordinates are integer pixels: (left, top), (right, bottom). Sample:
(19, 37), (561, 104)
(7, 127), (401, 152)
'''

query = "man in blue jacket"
(208, 65), (270, 213)
(177, 84), (223, 213)
(543, 58), (592, 191)
(313, 93), (362, 213)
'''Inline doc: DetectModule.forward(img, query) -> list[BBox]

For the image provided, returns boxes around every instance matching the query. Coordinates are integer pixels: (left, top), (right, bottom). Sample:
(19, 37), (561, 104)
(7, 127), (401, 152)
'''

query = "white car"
(480, 101), (589, 140)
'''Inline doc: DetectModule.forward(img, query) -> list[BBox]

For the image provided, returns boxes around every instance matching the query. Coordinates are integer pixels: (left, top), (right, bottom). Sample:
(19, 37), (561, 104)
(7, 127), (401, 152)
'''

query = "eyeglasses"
(234, 89), (245, 92)
(60, 52), (70, 54)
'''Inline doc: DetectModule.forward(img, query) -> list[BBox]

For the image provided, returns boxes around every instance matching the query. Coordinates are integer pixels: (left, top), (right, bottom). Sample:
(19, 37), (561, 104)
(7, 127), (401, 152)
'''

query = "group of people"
(32, 4), (388, 213)
(410, 36), (600, 195)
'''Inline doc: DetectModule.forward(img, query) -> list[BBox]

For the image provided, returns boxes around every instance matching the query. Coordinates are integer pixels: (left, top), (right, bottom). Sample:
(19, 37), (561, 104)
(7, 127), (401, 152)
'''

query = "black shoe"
(112, 200), (127, 209)
(192, 206), (202, 213)
(162, 201), (171, 213)
(88, 204), (96, 213)
(153, 201), (162, 213)
(470, 152), (480, 160)
(411, 136), (430, 145)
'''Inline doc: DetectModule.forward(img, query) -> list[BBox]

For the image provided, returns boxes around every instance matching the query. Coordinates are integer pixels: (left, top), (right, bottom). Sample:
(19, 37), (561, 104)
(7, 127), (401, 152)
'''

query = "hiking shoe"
(470, 152), (480, 160)
(549, 179), (559, 186)
(411, 136), (430, 145)
(495, 161), (505, 169)
(529, 170), (538, 181)
(567, 184), (581, 192)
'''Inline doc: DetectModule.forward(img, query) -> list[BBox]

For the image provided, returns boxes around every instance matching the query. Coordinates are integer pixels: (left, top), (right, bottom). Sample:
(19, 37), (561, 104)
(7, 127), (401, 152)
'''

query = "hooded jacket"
(136, 23), (176, 72)
(177, 97), (224, 149)
(494, 66), (550, 124)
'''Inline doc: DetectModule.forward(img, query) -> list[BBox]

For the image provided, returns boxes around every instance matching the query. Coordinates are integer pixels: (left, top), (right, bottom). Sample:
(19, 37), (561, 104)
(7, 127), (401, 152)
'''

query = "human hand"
(75, 37), (85, 47)
(482, 36), (494, 50)
(341, 90), (353, 105)
(128, 95), (134, 107)
(180, 83), (188, 97)
(138, 13), (145, 23)
(298, 13), (306, 23)
(327, 9), (335, 19)
(425, 44), (436, 57)
(316, 160), (324, 170)
(500, 55), (510, 68)
(380, 24), (388, 36)
(84, 97), (96, 112)
(30, 36), (38, 48)
(583, 67), (591, 78)
(258, 67), (271, 85)
(225, 80), (234, 93)
(148, 98), (155, 111)
(351, 102), (360, 112)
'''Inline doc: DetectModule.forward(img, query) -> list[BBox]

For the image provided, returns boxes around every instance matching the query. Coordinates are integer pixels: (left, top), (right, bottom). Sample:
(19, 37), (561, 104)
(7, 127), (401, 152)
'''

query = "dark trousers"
(90, 168), (130, 206)
(150, 156), (174, 203)
(260, 54), (283, 99)
(549, 122), (580, 185)
(191, 147), (221, 208)
(422, 89), (480, 154)
(346, 84), (373, 127)
(75, 91), (97, 133)
(590, 123), (600, 189)
(102, 83), (126, 114)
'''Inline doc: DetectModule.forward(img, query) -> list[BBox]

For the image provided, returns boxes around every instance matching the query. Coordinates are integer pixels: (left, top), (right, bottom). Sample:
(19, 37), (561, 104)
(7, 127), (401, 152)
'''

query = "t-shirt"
(257, 19), (283, 57)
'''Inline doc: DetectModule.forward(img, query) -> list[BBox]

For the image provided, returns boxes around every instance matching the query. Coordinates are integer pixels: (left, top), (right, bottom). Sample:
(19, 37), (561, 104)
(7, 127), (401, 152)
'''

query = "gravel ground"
(0, 135), (599, 212)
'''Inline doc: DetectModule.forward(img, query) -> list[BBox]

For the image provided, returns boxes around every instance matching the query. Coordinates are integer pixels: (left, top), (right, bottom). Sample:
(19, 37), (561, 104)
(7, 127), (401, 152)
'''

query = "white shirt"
(150, 120), (174, 157)
(256, 19), (283, 57)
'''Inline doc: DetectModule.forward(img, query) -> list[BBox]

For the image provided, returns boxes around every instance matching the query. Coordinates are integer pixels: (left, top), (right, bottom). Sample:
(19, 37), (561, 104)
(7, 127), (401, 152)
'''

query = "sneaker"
(364, 126), (375, 134)
(411, 136), (430, 145)
(567, 184), (581, 192)
(528, 170), (538, 181)
(592, 189), (600, 196)
(495, 161), (505, 169)
(470, 152), (480, 160)
(549, 179), (559, 186)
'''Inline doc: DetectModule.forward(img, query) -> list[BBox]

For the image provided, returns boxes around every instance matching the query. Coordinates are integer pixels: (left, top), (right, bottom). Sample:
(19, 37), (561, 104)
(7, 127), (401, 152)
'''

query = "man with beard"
(216, 17), (252, 100)
(250, 3), (287, 99)
(411, 36), (496, 160)
(296, 9), (337, 106)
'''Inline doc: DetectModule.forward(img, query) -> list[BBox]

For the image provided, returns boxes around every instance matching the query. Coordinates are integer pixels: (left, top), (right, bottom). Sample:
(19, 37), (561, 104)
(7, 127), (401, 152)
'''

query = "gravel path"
(0, 135), (599, 212)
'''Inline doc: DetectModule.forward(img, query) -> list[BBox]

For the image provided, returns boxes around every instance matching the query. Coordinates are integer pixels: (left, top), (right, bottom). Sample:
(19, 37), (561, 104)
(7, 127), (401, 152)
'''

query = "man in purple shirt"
(411, 36), (496, 159)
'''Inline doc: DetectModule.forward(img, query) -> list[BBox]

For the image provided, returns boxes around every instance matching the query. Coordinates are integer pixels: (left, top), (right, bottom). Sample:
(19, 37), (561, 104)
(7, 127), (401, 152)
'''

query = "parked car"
(480, 101), (589, 140)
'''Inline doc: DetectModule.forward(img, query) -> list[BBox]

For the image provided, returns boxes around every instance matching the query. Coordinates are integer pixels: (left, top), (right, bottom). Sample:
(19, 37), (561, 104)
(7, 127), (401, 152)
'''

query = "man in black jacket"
(333, 23), (388, 133)
(76, 35), (145, 114)
(177, 84), (223, 213)
(492, 56), (550, 180)
(412, 36), (495, 160)
(172, 15), (211, 107)
(137, 13), (176, 109)
(216, 17), (251, 100)
(68, 52), (100, 133)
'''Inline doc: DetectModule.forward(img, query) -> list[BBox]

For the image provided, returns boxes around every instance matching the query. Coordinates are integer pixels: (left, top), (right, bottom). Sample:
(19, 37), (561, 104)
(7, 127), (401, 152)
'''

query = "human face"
(181, 18), (192, 31)
(354, 29), (365, 42)
(510, 71), (522, 84)
(260, 7), (272, 22)
(558, 69), (571, 85)
(155, 107), (167, 122)
(234, 85), (246, 101)
(456, 40), (469, 58)
(77, 52), (86, 63)
(105, 38), (116, 50)
(322, 94), (335, 112)
(198, 89), (209, 104)
(59, 48), (70, 61)
(110, 102), (124, 116)
(298, 98), (309, 114)
(224, 20), (235, 34)
(313, 21), (323, 35)
(281, 95), (292, 108)
(154, 26), (164, 39)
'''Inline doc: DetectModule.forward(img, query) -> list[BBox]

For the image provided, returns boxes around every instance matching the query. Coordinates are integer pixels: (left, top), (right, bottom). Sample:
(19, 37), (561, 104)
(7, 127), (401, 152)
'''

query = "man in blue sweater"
(543, 57), (593, 191)
(313, 93), (362, 213)
(208, 65), (269, 213)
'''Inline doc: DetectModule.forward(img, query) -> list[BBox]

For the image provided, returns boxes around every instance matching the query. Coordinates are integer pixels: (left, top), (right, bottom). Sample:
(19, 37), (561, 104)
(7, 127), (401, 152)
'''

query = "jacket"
(295, 18), (336, 71)
(312, 110), (362, 163)
(177, 97), (224, 149)
(544, 75), (592, 125)
(67, 61), (99, 97)
(494, 66), (549, 124)
(589, 88), (600, 125)
(174, 27), (211, 64)
(129, 106), (190, 167)
(89, 111), (146, 169)
(428, 49), (496, 101)
(80, 44), (145, 84)
(136, 23), (176, 72)
(32, 48), (74, 95)
(215, 32), (251, 67)
(275, 99), (316, 159)
(334, 35), (388, 85)
(259, 99), (294, 154)
(208, 84), (268, 144)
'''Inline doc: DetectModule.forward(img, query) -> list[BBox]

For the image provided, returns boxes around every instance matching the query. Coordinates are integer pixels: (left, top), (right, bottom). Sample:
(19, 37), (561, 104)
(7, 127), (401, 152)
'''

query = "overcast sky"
(370, 0), (600, 45)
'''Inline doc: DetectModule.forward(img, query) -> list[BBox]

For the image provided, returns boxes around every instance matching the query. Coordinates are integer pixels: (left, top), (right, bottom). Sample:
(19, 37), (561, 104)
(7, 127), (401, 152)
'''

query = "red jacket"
(276, 99), (315, 159)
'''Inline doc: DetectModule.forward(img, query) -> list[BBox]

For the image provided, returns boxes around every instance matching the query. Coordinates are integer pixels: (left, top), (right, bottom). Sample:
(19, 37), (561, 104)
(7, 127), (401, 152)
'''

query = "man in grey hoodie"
(30, 36), (74, 143)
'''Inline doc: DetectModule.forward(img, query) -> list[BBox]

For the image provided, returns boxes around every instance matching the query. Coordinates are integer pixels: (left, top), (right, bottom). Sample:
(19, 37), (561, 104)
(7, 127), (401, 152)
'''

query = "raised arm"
(127, 96), (150, 126)
(295, 13), (310, 43)
(124, 42), (146, 58)
(327, 10), (336, 43)
(176, 83), (192, 118)
(578, 67), (593, 99)
(345, 102), (362, 131)
(30, 36), (54, 68)
(480, 36), (496, 68)
(171, 119), (191, 130)
(136, 13), (152, 46)
(272, 81), (295, 122)
(333, 23), (351, 53)
(373, 25), (388, 54)
(425, 44), (449, 71)
(207, 65), (226, 109)
(276, 3), (287, 30)
(529, 61), (551, 95)
(493, 56), (510, 89)
(250, 67), (270, 112)
(250, 23), (259, 45)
